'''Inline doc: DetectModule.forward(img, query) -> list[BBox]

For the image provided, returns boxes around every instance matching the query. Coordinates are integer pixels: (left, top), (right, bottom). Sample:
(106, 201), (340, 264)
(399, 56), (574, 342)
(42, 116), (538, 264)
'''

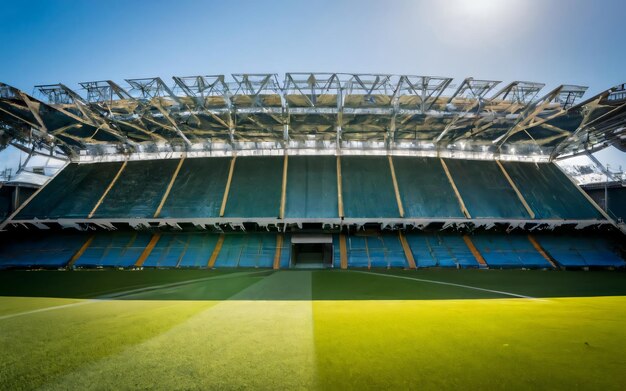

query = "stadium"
(1, 1), (626, 388)
(1, 72), (625, 389)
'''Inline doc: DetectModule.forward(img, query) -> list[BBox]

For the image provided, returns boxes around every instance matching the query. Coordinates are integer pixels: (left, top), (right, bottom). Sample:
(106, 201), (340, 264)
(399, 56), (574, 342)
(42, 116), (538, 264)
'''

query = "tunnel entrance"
(291, 235), (333, 269)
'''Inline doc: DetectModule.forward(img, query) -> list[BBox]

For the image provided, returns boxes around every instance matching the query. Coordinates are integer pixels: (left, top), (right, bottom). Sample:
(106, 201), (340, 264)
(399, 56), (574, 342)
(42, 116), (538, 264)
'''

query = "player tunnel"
(290, 234), (333, 268)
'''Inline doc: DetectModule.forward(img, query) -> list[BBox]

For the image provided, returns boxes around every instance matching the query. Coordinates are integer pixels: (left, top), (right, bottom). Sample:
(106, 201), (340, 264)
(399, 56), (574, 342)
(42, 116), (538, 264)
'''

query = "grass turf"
(1, 269), (625, 390)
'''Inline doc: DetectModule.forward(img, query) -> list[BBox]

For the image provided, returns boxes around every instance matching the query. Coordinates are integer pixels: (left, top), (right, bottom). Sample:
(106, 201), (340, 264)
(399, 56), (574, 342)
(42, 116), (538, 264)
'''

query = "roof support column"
(273, 234), (284, 269)
(220, 155), (237, 217)
(208, 234), (225, 268)
(337, 155), (344, 219)
(440, 158), (471, 219)
(496, 159), (535, 219)
(388, 155), (404, 217)
(154, 156), (185, 218)
(135, 233), (162, 267)
(398, 231), (416, 269)
(279, 153), (288, 219)
(88, 160), (128, 218)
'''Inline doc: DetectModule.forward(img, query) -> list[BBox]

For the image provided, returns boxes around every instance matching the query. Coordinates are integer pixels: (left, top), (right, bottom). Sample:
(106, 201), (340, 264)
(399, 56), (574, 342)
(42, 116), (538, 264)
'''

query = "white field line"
(0, 300), (97, 321)
(351, 270), (542, 300)
(0, 270), (272, 321)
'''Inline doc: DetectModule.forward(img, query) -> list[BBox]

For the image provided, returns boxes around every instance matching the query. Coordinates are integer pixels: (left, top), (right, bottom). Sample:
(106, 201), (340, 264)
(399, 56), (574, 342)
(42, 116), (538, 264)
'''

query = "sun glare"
(448, 0), (519, 18)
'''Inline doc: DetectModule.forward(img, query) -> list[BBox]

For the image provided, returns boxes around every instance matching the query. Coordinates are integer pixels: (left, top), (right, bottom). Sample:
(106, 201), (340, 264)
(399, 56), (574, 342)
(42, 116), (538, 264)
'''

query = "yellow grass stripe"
(208, 234), (225, 268)
(135, 233), (162, 267)
(154, 157), (185, 218)
(496, 160), (535, 219)
(440, 158), (471, 219)
(220, 157), (237, 217)
(88, 160), (127, 218)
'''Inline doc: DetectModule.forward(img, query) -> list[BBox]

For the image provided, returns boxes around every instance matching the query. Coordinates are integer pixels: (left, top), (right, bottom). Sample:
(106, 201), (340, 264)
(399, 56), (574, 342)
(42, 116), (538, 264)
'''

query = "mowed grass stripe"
(0, 271), (273, 321)
(312, 297), (626, 390)
(0, 271), (285, 390)
(40, 276), (317, 390)
(0, 300), (217, 391)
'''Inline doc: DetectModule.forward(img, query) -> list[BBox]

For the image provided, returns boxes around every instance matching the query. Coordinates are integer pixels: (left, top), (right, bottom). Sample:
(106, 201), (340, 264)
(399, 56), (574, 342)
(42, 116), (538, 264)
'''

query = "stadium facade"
(0, 74), (624, 269)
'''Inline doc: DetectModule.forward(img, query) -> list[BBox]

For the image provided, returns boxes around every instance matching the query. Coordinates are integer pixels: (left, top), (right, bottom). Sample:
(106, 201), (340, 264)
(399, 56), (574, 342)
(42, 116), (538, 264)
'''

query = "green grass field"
(1, 269), (626, 390)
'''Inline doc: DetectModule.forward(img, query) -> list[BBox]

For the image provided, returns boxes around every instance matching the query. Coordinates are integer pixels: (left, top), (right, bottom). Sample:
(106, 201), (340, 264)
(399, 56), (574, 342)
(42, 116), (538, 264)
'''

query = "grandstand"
(0, 73), (624, 270)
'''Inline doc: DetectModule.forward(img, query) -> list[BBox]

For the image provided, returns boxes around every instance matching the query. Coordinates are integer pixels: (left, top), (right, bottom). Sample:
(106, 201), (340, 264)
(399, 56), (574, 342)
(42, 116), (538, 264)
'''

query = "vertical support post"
(207, 234), (225, 268)
(89, 160), (128, 218)
(174, 235), (192, 268)
(337, 155), (344, 218)
(66, 234), (95, 268)
(220, 156), (237, 217)
(528, 234), (558, 269)
(154, 156), (185, 218)
(398, 231), (417, 269)
(462, 235), (488, 268)
(273, 234), (284, 269)
(12, 186), (20, 212)
(440, 158), (471, 219)
(388, 155), (404, 217)
(496, 160), (535, 219)
(279, 154), (288, 219)
(339, 233), (348, 269)
(135, 233), (162, 267)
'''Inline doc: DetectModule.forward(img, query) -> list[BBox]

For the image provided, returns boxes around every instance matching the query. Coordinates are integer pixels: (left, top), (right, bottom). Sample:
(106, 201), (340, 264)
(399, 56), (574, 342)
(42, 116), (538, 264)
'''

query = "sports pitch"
(1, 269), (626, 390)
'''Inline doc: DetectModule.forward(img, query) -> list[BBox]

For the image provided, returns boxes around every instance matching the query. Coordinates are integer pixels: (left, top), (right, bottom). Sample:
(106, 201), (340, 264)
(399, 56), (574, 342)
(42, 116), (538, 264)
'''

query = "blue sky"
(0, 0), (624, 172)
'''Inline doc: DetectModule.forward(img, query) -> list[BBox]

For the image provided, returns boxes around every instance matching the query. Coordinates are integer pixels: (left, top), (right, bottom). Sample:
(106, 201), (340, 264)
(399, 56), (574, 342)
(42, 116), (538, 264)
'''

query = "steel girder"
(1, 74), (624, 160)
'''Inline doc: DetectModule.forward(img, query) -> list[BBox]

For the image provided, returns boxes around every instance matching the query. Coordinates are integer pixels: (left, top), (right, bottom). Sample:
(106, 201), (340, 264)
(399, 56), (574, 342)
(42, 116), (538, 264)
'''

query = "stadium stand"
(73, 231), (154, 268)
(503, 162), (603, 219)
(92, 160), (181, 218)
(0, 232), (86, 268)
(212, 233), (286, 268)
(158, 158), (231, 218)
(344, 233), (407, 268)
(15, 162), (123, 219)
(0, 229), (623, 270)
(536, 235), (625, 268)
(443, 159), (530, 219)
(224, 157), (283, 218)
(6, 157), (609, 223)
(393, 157), (464, 218)
(285, 155), (338, 219)
(470, 234), (553, 269)
(404, 233), (480, 268)
(1, 74), (624, 271)
(341, 156), (400, 218)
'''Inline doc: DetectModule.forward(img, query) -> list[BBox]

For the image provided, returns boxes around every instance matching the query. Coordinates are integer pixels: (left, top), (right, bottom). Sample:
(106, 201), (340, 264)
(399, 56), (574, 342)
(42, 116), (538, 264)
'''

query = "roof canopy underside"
(1, 74), (624, 160)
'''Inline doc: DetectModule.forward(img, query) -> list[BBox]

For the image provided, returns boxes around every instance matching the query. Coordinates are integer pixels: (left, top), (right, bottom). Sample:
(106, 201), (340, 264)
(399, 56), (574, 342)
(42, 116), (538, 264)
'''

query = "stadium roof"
(1, 74), (624, 161)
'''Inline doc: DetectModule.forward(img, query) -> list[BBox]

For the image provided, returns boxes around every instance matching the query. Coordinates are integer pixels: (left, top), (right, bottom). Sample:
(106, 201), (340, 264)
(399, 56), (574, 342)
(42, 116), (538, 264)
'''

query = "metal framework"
(1, 74), (625, 161)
